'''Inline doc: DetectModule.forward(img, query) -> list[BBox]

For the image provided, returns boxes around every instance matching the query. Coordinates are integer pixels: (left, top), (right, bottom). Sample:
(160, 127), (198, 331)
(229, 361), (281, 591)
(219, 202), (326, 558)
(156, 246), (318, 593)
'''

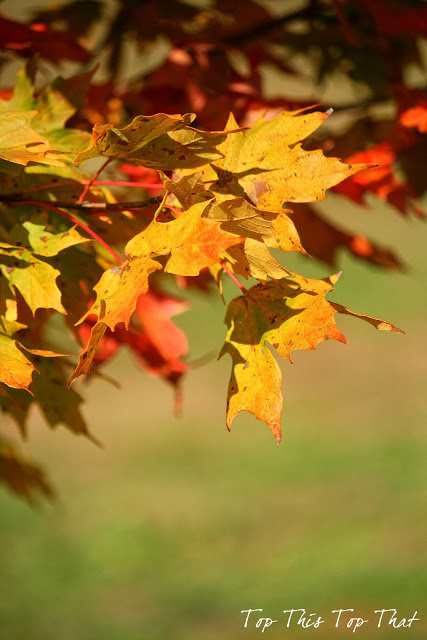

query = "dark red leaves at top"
(361, 0), (427, 36)
(0, 16), (90, 62)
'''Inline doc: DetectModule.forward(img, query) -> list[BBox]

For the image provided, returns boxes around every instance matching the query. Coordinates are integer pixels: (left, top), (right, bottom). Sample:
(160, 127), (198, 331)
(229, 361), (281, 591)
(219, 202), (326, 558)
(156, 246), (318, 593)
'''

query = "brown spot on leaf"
(252, 181), (269, 202)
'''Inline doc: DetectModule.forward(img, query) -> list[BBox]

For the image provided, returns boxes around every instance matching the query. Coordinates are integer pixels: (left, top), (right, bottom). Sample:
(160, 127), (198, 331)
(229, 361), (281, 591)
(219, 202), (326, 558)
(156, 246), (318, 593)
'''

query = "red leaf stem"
(218, 258), (246, 292)
(77, 158), (112, 204)
(11, 200), (124, 264)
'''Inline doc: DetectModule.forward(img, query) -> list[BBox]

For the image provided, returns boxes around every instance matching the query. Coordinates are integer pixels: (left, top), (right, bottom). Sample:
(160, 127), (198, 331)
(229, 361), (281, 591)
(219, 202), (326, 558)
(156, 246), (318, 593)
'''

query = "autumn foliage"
(0, 0), (425, 500)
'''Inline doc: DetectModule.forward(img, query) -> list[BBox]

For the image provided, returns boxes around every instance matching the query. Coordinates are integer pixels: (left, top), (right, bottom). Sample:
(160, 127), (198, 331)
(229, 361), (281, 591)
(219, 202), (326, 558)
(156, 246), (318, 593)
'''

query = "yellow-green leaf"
(0, 111), (63, 167)
(11, 219), (90, 257)
(0, 248), (65, 314)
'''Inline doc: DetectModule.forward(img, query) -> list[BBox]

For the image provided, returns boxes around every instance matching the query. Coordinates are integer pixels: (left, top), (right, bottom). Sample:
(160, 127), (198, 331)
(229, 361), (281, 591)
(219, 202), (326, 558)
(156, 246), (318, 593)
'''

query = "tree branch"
(223, 6), (313, 46)
(0, 195), (164, 211)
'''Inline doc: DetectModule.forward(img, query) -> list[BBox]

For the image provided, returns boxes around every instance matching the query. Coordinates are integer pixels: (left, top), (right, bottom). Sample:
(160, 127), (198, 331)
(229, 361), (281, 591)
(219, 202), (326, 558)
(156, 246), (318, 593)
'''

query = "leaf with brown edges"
(191, 109), (372, 210)
(162, 172), (306, 279)
(220, 273), (402, 443)
(126, 199), (243, 277)
(74, 113), (232, 169)
(0, 247), (65, 314)
(69, 256), (162, 385)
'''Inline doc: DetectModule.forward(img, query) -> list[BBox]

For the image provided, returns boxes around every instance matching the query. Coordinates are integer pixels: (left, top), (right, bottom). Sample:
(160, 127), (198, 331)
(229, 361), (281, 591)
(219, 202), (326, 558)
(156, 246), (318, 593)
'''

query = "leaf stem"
(219, 259), (246, 293)
(10, 200), (124, 264)
(77, 158), (112, 204)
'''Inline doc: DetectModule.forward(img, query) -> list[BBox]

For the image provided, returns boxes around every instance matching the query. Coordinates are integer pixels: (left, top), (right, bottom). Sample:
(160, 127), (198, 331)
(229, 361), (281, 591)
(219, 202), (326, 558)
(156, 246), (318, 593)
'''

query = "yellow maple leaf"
(220, 274), (402, 443)
(182, 109), (371, 210)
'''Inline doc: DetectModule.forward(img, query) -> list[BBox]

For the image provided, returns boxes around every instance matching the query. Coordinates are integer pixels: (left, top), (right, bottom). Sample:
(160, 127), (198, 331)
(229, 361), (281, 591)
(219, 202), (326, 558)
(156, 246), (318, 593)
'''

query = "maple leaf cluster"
(0, 0), (423, 500)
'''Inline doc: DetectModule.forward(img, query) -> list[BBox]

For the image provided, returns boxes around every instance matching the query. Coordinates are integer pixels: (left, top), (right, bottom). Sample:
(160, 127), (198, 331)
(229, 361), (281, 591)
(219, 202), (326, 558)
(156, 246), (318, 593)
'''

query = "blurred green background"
(1, 196), (426, 639)
(0, 0), (426, 636)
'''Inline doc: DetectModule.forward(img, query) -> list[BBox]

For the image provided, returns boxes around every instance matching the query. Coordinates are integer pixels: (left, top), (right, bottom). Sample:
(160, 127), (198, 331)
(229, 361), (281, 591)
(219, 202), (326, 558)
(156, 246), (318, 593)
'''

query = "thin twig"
(223, 6), (312, 46)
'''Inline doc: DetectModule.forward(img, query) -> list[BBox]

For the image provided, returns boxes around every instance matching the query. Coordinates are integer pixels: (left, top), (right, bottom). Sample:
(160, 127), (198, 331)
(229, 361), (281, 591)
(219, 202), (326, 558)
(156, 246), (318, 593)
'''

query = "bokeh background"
(1, 198), (426, 639)
(1, 1), (426, 638)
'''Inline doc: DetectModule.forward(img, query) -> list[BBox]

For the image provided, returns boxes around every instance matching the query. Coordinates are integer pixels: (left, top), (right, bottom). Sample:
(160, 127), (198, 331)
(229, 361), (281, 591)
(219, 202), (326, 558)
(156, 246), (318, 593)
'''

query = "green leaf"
(0, 63), (94, 160)
(0, 163), (88, 198)
(46, 128), (91, 154)
(32, 67), (96, 134)
(0, 111), (63, 167)
(0, 60), (37, 113)
(10, 217), (90, 257)
(0, 248), (65, 314)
